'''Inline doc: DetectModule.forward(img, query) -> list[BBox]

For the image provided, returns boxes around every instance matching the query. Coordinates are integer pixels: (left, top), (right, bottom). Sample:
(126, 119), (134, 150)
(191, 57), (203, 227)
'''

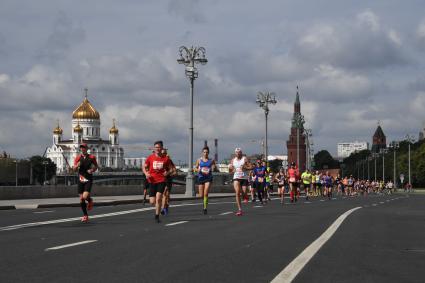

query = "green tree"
(29, 156), (56, 184)
(314, 150), (340, 170)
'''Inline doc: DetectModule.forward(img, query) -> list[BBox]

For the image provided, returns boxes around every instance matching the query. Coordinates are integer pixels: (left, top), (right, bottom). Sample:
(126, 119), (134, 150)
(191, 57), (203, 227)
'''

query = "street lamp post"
(380, 148), (388, 182)
(177, 46), (207, 197)
(389, 141), (399, 187)
(405, 135), (415, 187)
(372, 153), (379, 181)
(42, 161), (48, 185)
(13, 160), (18, 187)
(256, 92), (277, 165)
(304, 129), (313, 170)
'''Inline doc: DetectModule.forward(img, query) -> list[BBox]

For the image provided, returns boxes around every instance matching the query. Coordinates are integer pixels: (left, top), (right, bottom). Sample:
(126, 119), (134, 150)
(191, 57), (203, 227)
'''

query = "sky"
(1, 0), (425, 163)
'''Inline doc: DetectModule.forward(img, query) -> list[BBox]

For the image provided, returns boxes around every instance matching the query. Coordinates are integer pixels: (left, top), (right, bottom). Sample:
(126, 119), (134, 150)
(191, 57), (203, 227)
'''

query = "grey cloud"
(167, 0), (207, 23)
(37, 11), (85, 63)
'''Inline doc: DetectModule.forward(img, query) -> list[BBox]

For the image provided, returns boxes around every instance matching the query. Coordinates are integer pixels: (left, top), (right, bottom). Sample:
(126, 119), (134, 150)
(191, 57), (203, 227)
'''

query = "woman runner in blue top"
(252, 160), (268, 204)
(195, 146), (216, 214)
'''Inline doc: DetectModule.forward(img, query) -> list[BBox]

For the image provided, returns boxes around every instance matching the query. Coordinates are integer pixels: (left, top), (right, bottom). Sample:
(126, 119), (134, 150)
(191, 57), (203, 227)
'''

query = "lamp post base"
(185, 174), (196, 197)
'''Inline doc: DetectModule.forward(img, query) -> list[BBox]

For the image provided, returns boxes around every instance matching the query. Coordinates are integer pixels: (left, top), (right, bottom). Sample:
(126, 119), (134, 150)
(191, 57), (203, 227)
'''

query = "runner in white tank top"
(229, 147), (253, 216)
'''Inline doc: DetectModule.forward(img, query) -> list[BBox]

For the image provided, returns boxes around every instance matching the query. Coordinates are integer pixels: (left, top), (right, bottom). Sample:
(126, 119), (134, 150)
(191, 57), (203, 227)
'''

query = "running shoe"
(143, 198), (147, 205)
(160, 208), (165, 215)
(87, 199), (94, 211)
(81, 215), (89, 223)
(203, 209), (207, 215)
(165, 207), (169, 215)
(236, 210), (243, 216)
(155, 215), (161, 223)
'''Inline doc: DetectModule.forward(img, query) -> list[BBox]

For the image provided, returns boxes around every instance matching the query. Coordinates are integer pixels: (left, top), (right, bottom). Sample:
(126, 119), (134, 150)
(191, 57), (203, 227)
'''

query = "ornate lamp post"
(177, 46), (207, 197)
(256, 92), (277, 164)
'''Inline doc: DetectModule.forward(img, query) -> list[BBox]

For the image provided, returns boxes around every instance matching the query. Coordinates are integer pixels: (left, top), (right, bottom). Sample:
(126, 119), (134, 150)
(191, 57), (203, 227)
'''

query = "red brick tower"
(287, 87), (307, 172)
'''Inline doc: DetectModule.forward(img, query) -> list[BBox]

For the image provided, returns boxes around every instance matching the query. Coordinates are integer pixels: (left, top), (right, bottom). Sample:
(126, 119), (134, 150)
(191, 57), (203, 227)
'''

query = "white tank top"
(232, 157), (247, 180)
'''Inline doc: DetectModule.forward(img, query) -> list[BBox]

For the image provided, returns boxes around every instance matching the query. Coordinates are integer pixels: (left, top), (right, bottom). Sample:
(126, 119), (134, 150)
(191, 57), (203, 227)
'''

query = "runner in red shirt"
(287, 162), (300, 203)
(73, 143), (98, 223)
(143, 141), (174, 223)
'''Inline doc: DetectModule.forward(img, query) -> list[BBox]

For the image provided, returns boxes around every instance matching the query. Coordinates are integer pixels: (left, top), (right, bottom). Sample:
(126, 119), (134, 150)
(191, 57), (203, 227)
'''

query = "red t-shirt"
(287, 167), (299, 183)
(144, 153), (172, 184)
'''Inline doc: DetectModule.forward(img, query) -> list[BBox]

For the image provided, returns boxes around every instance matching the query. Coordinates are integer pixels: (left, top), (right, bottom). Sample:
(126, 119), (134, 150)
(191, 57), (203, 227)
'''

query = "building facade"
(337, 141), (369, 158)
(46, 91), (124, 173)
(286, 87), (307, 172)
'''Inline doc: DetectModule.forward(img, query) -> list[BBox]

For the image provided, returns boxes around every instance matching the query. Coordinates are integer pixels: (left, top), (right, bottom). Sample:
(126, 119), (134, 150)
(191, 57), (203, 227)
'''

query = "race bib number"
(257, 177), (264, 183)
(201, 167), (210, 174)
(153, 161), (164, 170)
(289, 177), (296, 183)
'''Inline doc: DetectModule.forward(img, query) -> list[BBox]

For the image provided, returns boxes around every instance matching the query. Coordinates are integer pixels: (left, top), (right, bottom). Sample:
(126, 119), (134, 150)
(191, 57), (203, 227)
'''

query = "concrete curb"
(1, 195), (235, 210)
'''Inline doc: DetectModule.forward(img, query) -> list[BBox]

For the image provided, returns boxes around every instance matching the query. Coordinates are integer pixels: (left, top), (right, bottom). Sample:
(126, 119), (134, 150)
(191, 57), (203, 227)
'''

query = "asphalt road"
(0, 193), (423, 283)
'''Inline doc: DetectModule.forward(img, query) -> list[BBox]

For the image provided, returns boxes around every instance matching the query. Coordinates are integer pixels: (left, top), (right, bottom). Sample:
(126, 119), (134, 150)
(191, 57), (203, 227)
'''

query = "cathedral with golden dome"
(46, 89), (124, 173)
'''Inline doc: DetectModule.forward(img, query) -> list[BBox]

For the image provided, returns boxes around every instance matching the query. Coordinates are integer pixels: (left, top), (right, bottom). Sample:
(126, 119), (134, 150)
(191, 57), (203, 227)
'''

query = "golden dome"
(72, 92), (100, 120)
(53, 121), (63, 135)
(109, 119), (119, 134)
(73, 123), (83, 133)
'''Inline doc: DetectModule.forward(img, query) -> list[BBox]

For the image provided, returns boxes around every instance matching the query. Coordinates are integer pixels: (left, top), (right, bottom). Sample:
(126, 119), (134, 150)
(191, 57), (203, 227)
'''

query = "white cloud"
(356, 9), (380, 32)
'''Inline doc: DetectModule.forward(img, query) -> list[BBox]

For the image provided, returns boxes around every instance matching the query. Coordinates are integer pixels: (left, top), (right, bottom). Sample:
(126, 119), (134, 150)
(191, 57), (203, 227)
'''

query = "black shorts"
(234, 179), (249, 187)
(198, 176), (213, 185)
(149, 182), (167, 197)
(78, 181), (93, 194)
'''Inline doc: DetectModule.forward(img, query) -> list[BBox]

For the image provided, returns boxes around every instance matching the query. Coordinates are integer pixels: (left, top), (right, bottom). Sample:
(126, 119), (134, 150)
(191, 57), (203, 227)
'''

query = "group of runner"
(73, 142), (399, 223)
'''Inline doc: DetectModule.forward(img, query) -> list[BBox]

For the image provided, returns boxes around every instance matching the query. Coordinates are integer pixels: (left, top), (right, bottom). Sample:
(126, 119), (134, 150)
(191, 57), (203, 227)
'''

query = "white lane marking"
(0, 202), (206, 232)
(254, 205), (263, 208)
(165, 221), (188, 226)
(380, 202), (385, 204)
(332, 198), (337, 200)
(386, 200), (390, 202)
(372, 204), (377, 206)
(45, 240), (97, 251)
(33, 210), (54, 214)
(219, 211), (233, 216)
(271, 206), (362, 283)
(320, 200), (325, 202)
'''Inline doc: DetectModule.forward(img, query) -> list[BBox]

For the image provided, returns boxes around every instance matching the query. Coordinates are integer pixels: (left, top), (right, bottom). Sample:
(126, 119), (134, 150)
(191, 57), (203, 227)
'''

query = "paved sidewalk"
(0, 193), (235, 210)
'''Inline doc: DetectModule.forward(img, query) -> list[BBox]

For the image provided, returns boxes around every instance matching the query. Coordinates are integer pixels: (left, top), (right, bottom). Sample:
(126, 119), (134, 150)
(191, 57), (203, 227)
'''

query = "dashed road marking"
(45, 240), (97, 251)
(33, 210), (54, 214)
(372, 204), (377, 206)
(165, 221), (188, 226)
(219, 211), (233, 216)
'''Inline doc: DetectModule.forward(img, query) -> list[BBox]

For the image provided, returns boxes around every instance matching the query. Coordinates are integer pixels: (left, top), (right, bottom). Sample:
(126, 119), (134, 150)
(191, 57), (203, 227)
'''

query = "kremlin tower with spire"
(286, 86), (307, 172)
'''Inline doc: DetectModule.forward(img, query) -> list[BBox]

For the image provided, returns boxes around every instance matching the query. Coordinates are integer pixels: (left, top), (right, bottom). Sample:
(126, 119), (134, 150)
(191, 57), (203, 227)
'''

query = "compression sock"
(80, 201), (87, 215)
(203, 195), (208, 209)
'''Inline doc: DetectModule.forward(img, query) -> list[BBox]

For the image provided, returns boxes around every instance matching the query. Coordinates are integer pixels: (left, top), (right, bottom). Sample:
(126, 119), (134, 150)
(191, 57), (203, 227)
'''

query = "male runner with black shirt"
(73, 143), (98, 223)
